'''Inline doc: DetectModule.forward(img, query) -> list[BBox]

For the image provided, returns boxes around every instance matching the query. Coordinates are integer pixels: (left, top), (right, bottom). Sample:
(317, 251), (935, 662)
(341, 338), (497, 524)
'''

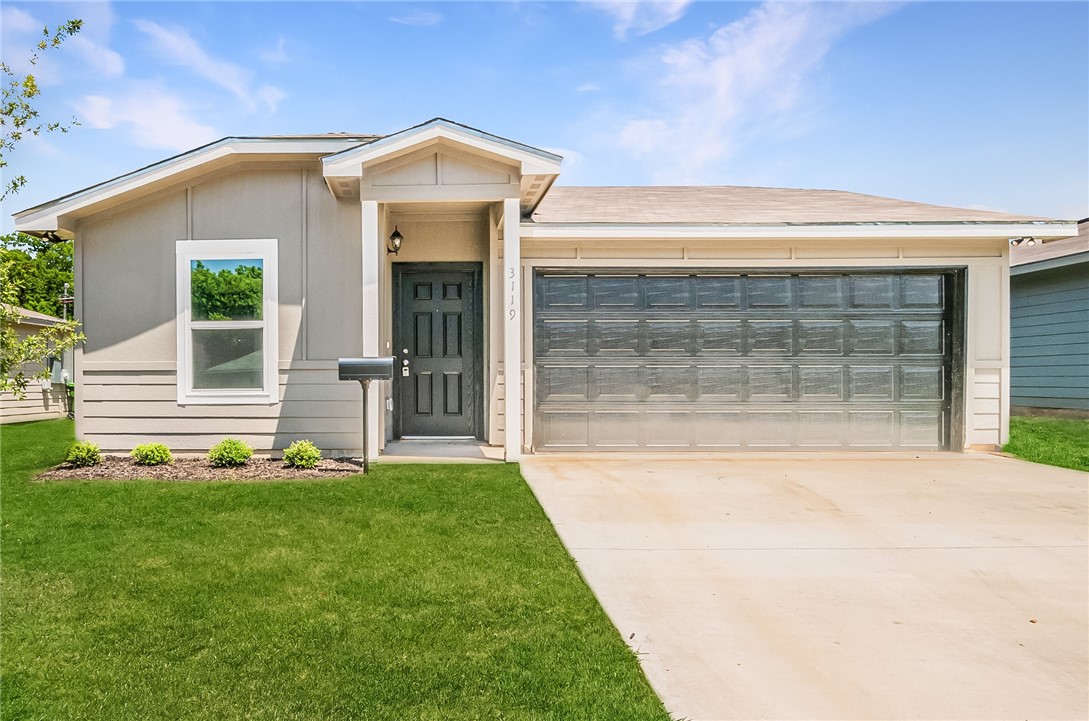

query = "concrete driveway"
(520, 454), (1088, 721)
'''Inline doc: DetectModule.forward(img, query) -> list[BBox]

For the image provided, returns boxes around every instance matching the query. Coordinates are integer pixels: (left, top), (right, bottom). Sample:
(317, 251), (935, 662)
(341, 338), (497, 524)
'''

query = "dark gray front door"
(533, 270), (961, 451)
(393, 264), (482, 438)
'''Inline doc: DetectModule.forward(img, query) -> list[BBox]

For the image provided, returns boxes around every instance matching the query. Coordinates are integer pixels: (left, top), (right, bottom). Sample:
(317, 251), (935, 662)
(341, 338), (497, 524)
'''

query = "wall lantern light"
(387, 226), (404, 255)
(1009, 237), (1037, 247)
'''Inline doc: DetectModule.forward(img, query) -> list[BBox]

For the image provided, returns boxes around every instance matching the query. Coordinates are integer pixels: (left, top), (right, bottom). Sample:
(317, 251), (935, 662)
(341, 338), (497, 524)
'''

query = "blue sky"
(3, 1), (1087, 234)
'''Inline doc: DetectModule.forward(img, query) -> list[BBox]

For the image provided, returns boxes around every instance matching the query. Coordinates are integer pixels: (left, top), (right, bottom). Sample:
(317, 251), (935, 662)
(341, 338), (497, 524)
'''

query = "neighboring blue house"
(1010, 218), (1089, 414)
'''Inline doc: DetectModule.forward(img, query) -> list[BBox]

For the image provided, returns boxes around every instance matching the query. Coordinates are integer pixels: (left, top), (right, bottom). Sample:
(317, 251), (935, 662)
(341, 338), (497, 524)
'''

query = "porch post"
(361, 199), (381, 460)
(502, 197), (522, 461)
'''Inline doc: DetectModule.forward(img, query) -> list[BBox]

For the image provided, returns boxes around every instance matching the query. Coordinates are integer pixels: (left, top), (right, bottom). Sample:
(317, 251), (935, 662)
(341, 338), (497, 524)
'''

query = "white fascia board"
(1011, 252), (1089, 275)
(520, 222), (1078, 241)
(14, 138), (364, 233)
(322, 122), (562, 178)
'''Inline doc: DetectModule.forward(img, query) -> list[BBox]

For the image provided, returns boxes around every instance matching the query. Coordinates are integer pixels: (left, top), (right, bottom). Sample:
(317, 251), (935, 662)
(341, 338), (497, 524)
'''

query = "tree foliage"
(1, 261), (84, 399)
(0, 232), (73, 318)
(191, 261), (264, 321)
(1, 19), (83, 199)
(0, 21), (85, 398)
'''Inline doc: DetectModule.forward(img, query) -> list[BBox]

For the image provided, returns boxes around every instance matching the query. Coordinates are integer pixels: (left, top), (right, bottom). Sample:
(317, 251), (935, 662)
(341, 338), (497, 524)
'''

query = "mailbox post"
(338, 358), (394, 473)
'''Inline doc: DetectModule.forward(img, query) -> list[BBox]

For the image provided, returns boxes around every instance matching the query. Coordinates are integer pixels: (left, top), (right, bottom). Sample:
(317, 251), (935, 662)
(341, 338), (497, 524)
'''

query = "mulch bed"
(37, 456), (365, 482)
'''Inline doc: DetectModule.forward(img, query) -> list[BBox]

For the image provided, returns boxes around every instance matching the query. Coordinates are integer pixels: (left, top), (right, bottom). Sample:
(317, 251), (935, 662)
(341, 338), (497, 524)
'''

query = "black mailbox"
(338, 357), (394, 474)
(338, 357), (394, 382)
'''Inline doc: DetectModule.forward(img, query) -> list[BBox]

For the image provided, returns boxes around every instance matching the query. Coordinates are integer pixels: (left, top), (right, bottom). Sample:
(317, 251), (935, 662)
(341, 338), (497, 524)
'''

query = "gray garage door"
(533, 270), (958, 451)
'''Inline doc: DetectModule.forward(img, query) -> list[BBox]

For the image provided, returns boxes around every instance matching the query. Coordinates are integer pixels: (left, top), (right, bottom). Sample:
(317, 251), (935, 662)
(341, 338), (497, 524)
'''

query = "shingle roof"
(1012, 218), (1089, 267)
(3, 305), (63, 326)
(530, 186), (1054, 225)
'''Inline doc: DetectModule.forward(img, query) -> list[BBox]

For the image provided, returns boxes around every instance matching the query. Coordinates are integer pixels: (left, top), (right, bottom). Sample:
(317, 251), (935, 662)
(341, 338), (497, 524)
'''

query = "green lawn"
(0, 420), (670, 721)
(1004, 416), (1089, 472)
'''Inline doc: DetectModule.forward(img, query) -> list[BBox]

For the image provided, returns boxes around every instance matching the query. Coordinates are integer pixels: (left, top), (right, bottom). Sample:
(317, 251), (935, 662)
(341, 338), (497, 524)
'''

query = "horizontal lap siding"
(79, 367), (366, 454)
(0, 388), (68, 424)
(1010, 264), (1089, 410)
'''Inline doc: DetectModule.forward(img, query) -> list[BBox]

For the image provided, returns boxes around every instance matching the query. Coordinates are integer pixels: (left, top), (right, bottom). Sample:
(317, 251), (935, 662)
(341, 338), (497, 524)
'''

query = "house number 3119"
(508, 267), (516, 319)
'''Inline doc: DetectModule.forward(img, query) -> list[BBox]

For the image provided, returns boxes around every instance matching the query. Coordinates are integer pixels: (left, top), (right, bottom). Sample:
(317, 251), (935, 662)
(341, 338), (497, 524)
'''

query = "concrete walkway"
(520, 454), (1089, 721)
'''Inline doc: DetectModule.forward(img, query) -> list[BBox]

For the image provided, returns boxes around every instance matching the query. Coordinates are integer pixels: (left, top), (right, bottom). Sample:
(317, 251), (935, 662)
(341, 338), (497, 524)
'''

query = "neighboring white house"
(0, 306), (70, 425)
(12, 119), (1077, 459)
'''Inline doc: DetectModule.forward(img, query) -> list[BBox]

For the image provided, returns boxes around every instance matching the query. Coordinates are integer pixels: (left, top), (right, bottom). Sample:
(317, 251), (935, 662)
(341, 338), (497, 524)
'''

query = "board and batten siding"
(1010, 261), (1089, 411)
(75, 165), (367, 454)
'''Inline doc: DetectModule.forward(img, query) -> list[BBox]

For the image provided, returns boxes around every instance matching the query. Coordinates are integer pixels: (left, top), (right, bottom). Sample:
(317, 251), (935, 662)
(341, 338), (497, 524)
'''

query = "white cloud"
(76, 88), (218, 151)
(575, 82), (601, 93)
(260, 36), (288, 65)
(585, 0), (692, 40)
(610, 1), (900, 181)
(1, 6), (39, 34)
(2, 3), (125, 83)
(256, 85), (286, 114)
(67, 35), (125, 77)
(132, 19), (284, 113)
(390, 10), (443, 26)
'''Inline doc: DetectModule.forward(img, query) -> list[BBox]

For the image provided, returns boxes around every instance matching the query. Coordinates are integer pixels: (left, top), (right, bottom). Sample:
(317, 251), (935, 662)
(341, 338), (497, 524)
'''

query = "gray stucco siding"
(1010, 262), (1089, 410)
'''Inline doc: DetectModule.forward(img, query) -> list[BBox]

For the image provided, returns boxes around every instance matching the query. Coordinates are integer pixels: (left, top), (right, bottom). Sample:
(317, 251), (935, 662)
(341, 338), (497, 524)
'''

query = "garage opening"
(532, 269), (963, 451)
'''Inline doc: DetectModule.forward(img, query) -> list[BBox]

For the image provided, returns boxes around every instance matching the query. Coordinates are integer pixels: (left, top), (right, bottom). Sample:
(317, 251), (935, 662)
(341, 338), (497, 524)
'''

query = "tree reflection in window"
(190, 260), (263, 321)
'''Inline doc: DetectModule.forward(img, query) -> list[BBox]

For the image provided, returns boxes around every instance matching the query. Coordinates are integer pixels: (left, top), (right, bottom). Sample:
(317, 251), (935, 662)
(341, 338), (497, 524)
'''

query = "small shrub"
(208, 438), (253, 467)
(66, 441), (101, 467)
(283, 439), (322, 469)
(131, 443), (173, 466)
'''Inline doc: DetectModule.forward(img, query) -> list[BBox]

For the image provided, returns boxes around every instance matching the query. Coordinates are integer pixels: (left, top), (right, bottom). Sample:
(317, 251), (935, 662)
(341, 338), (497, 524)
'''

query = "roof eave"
(520, 221), (1078, 241)
(14, 136), (375, 235)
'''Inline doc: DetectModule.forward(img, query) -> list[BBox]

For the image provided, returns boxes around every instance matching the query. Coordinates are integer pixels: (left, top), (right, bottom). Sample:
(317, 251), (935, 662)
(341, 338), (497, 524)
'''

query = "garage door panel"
(591, 411), (641, 447)
(900, 410), (945, 447)
(592, 276), (640, 308)
(748, 366), (793, 400)
(797, 411), (847, 447)
(539, 320), (588, 356)
(798, 276), (846, 308)
(747, 411), (795, 446)
(750, 321), (794, 354)
(901, 274), (944, 308)
(900, 320), (945, 355)
(696, 276), (741, 307)
(849, 320), (897, 355)
(850, 366), (896, 400)
(646, 412), (693, 447)
(534, 271), (955, 451)
(799, 321), (845, 353)
(595, 365), (641, 400)
(539, 365), (589, 402)
(595, 321), (640, 355)
(850, 275), (898, 308)
(901, 366), (944, 400)
(748, 276), (793, 307)
(849, 411), (897, 446)
(697, 365), (743, 400)
(538, 411), (590, 448)
(646, 277), (691, 308)
(799, 366), (846, 400)
(697, 320), (744, 354)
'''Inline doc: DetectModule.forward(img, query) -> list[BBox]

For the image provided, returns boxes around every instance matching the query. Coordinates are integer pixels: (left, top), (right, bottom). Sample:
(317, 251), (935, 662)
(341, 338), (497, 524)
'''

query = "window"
(176, 239), (278, 404)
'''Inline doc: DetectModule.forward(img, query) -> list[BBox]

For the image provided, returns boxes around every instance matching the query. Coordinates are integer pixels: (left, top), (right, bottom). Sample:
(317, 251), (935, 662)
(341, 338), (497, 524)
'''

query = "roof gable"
(14, 135), (379, 236)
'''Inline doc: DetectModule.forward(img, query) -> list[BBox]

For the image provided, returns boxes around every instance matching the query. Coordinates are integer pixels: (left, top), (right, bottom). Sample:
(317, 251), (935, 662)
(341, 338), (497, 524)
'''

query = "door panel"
(394, 266), (481, 438)
(533, 270), (959, 451)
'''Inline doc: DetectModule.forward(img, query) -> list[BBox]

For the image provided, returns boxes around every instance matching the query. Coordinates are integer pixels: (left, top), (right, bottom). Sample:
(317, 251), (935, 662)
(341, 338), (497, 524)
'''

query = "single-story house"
(1010, 218), (1089, 415)
(12, 119), (1077, 459)
(0, 306), (71, 424)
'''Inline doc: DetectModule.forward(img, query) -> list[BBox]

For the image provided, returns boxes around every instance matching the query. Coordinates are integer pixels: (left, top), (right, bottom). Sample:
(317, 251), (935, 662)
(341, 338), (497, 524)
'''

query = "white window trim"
(176, 239), (279, 405)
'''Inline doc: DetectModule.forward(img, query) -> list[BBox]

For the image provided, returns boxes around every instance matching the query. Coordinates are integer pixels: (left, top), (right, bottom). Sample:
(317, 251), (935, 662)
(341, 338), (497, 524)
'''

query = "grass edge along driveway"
(1004, 416), (1089, 473)
(0, 420), (671, 721)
